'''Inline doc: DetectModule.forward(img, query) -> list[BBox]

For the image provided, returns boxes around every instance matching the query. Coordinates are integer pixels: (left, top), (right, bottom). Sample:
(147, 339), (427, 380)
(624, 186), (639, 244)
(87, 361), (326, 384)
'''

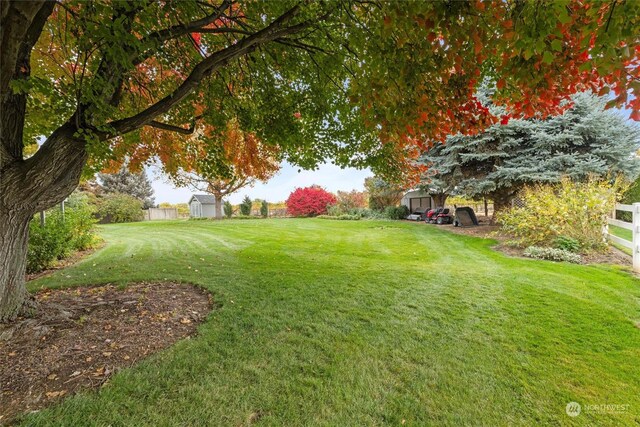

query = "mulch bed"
(435, 217), (632, 267)
(0, 282), (213, 424)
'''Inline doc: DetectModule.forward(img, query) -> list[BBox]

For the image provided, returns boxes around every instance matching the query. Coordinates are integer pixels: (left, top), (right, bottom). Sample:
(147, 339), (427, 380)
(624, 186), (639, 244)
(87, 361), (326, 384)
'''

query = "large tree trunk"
(491, 193), (514, 224)
(0, 210), (35, 321)
(431, 193), (448, 208)
(0, 127), (87, 322)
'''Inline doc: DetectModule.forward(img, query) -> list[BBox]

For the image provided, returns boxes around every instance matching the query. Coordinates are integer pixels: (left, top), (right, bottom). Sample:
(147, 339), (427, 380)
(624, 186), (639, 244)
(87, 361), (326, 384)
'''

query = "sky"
(149, 162), (372, 205)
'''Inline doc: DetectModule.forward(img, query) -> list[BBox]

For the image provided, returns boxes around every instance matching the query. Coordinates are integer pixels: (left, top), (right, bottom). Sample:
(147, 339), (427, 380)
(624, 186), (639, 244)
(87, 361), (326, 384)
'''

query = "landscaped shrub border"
(499, 177), (623, 253)
(317, 214), (361, 220)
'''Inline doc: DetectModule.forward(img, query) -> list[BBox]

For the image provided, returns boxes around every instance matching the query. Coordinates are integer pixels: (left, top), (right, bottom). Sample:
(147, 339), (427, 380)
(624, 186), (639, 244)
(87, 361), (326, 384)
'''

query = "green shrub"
(240, 196), (252, 216)
(27, 212), (72, 273)
(223, 201), (233, 218)
(384, 205), (410, 220)
(97, 193), (144, 223)
(327, 205), (376, 218)
(327, 205), (342, 216)
(27, 199), (98, 273)
(523, 246), (582, 264)
(358, 208), (386, 219)
(65, 192), (98, 250)
(317, 214), (360, 220)
(260, 200), (269, 218)
(231, 215), (262, 220)
(554, 236), (581, 253)
(338, 214), (360, 220)
(499, 177), (623, 252)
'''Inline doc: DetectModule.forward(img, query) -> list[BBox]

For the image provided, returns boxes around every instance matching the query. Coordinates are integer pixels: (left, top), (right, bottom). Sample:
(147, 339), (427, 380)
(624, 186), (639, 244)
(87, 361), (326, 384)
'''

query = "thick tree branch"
(2, 121), (87, 214)
(104, 4), (311, 138)
(148, 115), (202, 134)
(133, 0), (234, 65)
(197, 27), (253, 36)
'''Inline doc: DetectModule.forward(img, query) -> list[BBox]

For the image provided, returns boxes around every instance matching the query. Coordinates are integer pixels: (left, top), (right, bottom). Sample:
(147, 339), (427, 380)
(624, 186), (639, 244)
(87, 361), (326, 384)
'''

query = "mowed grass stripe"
(23, 219), (640, 426)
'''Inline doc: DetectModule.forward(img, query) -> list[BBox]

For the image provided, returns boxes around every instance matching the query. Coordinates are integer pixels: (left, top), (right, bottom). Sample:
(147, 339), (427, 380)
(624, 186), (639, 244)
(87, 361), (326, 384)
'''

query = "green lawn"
(610, 225), (633, 255)
(611, 224), (632, 242)
(24, 219), (640, 426)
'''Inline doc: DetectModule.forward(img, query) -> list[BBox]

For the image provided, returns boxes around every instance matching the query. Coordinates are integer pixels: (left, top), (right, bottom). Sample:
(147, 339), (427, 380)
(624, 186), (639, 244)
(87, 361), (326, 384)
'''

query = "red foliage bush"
(286, 185), (337, 217)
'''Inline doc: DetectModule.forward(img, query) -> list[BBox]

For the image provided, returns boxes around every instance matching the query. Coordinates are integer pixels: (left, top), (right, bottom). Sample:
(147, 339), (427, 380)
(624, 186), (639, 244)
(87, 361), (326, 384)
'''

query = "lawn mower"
(425, 208), (454, 225)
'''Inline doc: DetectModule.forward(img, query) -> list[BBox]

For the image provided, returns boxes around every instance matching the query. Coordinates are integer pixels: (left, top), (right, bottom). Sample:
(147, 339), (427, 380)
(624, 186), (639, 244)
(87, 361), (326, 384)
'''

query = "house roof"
(190, 194), (216, 204)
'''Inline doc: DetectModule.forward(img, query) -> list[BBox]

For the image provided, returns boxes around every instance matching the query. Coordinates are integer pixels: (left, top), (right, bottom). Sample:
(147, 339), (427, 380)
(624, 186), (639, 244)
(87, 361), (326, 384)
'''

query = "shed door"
(410, 197), (431, 212)
(190, 201), (200, 217)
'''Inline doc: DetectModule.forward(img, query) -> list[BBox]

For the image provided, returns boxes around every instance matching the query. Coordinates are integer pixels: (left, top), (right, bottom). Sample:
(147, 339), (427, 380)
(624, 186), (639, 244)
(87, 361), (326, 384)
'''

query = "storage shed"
(188, 194), (219, 218)
(401, 190), (434, 213)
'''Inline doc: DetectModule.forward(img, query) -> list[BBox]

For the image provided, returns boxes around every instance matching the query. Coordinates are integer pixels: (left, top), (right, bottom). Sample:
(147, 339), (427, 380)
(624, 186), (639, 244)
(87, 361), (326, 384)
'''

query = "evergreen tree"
(98, 166), (155, 209)
(240, 196), (252, 216)
(422, 92), (640, 212)
(223, 201), (233, 219)
(260, 200), (269, 218)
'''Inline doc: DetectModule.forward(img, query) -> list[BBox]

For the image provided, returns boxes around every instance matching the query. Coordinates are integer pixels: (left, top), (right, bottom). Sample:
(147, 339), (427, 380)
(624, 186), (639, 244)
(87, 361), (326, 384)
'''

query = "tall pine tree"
(422, 92), (640, 212)
(98, 166), (155, 209)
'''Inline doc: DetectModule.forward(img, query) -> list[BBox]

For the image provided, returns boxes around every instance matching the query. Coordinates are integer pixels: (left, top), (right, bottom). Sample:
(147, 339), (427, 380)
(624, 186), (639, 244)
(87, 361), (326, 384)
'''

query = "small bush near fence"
(239, 196), (252, 216)
(524, 246), (582, 264)
(499, 177), (623, 252)
(28, 196), (98, 273)
(97, 193), (144, 223)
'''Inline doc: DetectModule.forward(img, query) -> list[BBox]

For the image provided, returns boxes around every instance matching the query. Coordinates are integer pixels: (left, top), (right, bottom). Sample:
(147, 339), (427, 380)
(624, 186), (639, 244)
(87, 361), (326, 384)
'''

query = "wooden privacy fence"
(605, 203), (640, 272)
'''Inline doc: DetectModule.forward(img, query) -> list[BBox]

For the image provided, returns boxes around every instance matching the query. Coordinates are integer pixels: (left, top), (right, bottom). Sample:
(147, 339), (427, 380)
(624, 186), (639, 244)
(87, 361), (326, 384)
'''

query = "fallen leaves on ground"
(0, 282), (212, 423)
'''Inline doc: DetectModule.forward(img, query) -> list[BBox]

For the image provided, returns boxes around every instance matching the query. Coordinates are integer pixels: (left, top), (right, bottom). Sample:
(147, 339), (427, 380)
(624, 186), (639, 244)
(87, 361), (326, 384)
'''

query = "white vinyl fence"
(605, 203), (640, 272)
(143, 207), (178, 221)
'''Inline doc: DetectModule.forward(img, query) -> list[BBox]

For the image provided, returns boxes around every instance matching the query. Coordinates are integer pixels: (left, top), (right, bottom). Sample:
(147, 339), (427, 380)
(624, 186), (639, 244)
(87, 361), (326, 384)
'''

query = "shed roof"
(190, 194), (216, 204)
(403, 189), (430, 198)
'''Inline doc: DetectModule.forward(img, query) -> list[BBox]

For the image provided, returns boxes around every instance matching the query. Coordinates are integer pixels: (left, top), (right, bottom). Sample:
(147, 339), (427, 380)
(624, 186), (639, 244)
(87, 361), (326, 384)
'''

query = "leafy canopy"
(22, 0), (640, 183)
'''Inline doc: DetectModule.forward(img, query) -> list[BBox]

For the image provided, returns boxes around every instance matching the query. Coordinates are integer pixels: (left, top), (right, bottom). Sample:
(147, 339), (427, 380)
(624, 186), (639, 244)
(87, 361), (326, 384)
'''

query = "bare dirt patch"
(0, 282), (213, 424)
